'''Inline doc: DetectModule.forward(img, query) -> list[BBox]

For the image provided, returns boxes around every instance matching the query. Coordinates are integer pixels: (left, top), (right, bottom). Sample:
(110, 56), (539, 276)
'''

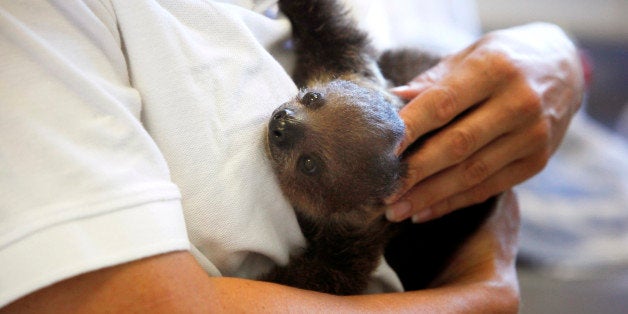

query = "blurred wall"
(476, 0), (628, 42)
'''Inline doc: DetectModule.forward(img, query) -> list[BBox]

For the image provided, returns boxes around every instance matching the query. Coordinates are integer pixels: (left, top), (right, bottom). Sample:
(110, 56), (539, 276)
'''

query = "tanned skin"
(263, 0), (496, 295)
(2, 1), (521, 312)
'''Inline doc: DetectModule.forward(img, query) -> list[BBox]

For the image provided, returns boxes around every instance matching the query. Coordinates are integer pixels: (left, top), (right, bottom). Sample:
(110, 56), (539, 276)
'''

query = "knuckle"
(404, 164), (422, 183)
(517, 86), (543, 117)
(462, 159), (491, 188)
(431, 86), (459, 124)
(449, 128), (477, 161)
(486, 49), (519, 80)
(467, 43), (519, 81)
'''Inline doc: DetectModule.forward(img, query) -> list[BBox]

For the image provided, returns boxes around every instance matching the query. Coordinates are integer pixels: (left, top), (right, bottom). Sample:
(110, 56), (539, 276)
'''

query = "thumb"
(389, 81), (430, 100)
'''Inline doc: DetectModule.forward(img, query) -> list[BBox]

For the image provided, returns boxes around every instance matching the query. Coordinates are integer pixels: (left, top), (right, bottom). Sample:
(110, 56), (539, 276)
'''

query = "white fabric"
(0, 0), (192, 305)
(1, 0), (479, 306)
(346, 0), (480, 54)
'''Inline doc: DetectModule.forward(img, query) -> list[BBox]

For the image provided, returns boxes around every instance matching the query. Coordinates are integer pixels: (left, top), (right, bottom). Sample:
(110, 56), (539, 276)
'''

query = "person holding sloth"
(0, 0), (583, 312)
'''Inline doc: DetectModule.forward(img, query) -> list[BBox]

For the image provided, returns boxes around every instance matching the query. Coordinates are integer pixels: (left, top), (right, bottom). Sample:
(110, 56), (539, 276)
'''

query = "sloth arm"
(2, 193), (519, 313)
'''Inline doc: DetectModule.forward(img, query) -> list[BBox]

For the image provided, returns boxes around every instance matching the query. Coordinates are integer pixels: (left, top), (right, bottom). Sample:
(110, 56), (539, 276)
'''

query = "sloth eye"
(298, 155), (320, 175)
(301, 92), (324, 109)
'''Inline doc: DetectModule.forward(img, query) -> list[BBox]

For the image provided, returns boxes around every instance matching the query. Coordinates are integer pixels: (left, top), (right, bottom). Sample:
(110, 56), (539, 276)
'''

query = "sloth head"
(266, 80), (406, 224)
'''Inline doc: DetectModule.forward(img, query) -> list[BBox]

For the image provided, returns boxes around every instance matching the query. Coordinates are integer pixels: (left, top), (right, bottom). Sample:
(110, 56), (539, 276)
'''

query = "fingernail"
(385, 200), (413, 222)
(411, 209), (432, 223)
(388, 85), (410, 93)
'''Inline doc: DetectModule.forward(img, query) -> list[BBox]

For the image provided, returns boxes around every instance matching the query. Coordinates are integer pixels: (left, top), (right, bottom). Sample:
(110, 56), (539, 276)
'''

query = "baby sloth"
(262, 0), (494, 295)
(264, 81), (404, 295)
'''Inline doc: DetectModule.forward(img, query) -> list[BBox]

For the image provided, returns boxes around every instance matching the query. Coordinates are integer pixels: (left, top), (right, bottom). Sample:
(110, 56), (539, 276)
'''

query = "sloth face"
(266, 80), (405, 221)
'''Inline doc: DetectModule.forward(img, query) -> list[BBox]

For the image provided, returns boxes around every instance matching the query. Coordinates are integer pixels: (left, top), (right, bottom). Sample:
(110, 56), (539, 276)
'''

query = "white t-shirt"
(0, 0), (478, 306)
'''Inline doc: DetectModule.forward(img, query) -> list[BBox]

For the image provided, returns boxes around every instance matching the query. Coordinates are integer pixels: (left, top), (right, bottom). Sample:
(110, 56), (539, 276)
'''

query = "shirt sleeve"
(0, 1), (189, 307)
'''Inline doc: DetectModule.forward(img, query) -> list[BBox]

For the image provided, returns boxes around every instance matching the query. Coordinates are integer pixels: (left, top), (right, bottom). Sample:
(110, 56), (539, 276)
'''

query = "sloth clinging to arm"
(261, 0), (503, 296)
(262, 1), (581, 306)
(1, 0), (583, 313)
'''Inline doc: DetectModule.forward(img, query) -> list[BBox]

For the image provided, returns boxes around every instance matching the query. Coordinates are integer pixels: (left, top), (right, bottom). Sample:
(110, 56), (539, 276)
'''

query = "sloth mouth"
(264, 125), (287, 167)
(263, 127), (275, 160)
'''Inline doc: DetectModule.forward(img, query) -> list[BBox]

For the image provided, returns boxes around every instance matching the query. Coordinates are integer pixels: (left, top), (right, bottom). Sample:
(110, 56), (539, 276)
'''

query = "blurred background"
(476, 0), (628, 313)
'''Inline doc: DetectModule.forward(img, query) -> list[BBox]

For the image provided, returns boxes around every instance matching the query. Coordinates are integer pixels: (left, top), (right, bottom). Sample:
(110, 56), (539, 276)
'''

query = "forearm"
(4, 191), (521, 313)
(351, 282), (517, 313)
(212, 271), (517, 313)
(210, 264), (518, 313)
(2, 251), (518, 313)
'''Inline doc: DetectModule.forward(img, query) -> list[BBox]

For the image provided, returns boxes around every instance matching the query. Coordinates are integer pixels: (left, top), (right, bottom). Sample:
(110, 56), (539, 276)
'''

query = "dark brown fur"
(262, 0), (494, 295)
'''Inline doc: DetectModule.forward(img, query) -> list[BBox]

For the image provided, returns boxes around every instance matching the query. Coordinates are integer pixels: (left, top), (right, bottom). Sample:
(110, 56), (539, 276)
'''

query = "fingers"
(415, 153), (545, 223)
(389, 83), (429, 101)
(386, 120), (550, 223)
(393, 54), (501, 155)
(386, 90), (532, 204)
(383, 26), (581, 224)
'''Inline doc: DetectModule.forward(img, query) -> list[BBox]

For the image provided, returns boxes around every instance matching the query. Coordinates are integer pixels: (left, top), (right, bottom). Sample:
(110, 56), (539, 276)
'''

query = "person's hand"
(385, 23), (584, 223)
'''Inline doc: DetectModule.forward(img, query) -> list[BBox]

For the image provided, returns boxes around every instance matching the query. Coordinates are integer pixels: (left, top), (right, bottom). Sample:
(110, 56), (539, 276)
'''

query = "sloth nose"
(269, 108), (302, 147)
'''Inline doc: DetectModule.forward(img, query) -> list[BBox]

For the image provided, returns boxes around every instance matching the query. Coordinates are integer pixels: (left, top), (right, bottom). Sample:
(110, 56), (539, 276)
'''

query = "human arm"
(385, 23), (585, 223)
(1, 1), (519, 311)
(2, 191), (520, 313)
